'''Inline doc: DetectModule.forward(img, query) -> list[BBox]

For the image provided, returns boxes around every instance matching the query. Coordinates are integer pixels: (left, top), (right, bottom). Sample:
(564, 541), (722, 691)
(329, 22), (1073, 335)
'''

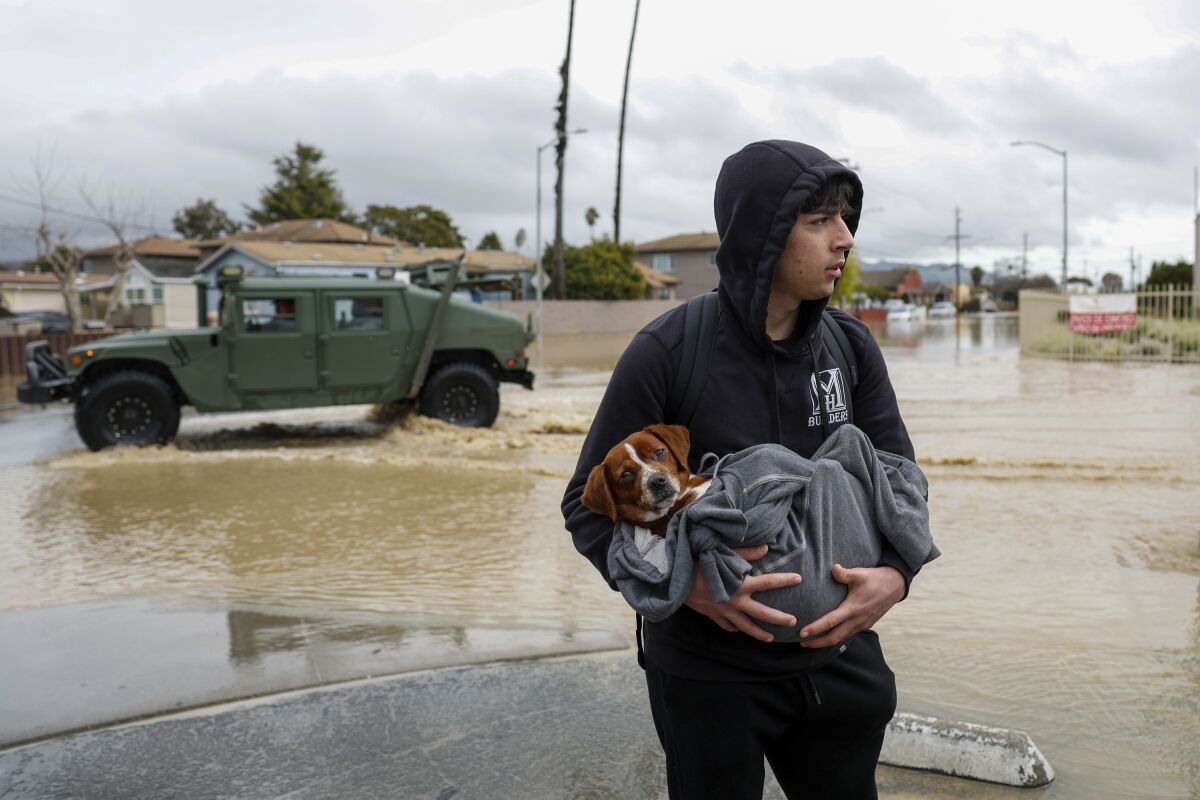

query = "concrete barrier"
(882, 712), (1055, 787)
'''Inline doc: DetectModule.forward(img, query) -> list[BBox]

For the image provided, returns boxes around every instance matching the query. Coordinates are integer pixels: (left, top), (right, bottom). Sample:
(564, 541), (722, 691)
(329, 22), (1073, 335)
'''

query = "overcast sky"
(1, 0), (1197, 282)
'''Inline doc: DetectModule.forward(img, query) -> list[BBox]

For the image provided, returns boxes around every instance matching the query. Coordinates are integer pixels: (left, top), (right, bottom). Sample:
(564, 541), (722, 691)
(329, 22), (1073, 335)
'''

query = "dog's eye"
(653, 448), (665, 460)
(619, 470), (634, 482)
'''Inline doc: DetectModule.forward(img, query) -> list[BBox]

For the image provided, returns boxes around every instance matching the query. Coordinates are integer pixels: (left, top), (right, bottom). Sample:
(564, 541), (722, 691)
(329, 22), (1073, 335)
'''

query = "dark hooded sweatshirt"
(561, 140), (921, 681)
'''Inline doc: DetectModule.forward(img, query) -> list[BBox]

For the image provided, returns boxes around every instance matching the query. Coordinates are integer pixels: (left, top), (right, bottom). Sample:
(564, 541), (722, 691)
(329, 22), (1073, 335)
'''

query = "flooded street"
(2, 315), (1198, 798)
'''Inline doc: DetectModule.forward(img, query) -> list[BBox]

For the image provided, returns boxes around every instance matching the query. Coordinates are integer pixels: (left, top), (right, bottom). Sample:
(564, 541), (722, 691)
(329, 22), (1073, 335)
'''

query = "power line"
(0, 190), (161, 233)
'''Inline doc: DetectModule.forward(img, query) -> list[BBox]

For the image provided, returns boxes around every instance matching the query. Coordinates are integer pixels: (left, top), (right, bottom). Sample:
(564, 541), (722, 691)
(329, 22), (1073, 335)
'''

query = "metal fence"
(1019, 286), (1200, 363)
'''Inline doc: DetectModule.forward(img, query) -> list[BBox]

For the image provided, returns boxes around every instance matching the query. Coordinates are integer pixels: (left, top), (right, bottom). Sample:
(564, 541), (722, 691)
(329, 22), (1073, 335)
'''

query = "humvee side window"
(243, 298), (298, 333)
(332, 297), (384, 331)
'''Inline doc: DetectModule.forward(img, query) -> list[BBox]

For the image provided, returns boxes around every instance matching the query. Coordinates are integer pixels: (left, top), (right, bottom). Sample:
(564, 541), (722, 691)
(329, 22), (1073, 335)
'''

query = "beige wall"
(486, 299), (682, 335)
(1, 287), (66, 313)
(164, 282), (197, 329)
(670, 250), (720, 300)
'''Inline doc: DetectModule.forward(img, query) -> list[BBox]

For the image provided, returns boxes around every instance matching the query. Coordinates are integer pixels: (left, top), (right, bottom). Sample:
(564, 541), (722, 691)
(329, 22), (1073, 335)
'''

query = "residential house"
(195, 240), (535, 320)
(0, 269), (110, 318)
(196, 218), (399, 256)
(82, 237), (205, 328)
(635, 232), (720, 300)
(634, 261), (680, 301)
(858, 267), (924, 303)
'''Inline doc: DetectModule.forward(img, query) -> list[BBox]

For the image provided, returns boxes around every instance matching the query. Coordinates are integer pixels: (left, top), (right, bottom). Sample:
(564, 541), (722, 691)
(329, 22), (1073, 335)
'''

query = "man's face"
(769, 211), (855, 305)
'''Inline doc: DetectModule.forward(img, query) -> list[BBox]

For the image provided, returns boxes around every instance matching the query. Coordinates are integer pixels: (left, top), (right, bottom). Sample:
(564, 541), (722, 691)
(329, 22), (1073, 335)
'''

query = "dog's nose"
(649, 474), (668, 490)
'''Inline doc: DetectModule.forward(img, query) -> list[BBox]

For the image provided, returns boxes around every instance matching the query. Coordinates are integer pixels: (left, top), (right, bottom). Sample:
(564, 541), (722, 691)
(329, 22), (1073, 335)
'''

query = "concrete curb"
(882, 712), (1055, 787)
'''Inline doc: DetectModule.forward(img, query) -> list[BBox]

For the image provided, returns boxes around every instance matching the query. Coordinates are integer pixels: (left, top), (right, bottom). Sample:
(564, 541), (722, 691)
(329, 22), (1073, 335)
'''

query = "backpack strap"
(819, 309), (858, 423)
(666, 291), (719, 427)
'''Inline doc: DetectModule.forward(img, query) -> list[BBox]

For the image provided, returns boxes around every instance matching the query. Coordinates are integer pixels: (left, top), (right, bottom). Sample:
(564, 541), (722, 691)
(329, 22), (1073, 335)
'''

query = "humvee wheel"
(75, 371), (181, 451)
(418, 362), (499, 428)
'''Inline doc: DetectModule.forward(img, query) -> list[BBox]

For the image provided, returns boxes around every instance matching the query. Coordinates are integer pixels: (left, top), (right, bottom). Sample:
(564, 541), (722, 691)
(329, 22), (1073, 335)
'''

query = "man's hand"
(684, 544), (801, 643)
(798, 564), (905, 648)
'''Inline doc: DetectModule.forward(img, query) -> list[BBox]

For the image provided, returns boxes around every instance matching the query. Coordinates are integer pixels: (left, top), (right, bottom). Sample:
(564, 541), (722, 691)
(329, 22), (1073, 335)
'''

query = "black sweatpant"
(644, 631), (896, 800)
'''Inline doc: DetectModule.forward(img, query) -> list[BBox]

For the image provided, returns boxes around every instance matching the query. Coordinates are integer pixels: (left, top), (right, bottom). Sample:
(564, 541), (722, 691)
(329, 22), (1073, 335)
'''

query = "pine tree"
(246, 142), (355, 225)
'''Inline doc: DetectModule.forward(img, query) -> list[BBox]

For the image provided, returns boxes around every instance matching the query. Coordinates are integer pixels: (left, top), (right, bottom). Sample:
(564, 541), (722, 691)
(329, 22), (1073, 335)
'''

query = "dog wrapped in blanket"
(582, 423), (939, 643)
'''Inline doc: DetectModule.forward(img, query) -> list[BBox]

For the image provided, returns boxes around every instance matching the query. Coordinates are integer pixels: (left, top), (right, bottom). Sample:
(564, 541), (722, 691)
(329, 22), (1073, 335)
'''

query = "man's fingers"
(741, 572), (801, 593)
(799, 606), (849, 641)
(732, 596), (797, 627)
(800, 619), (857, 648)
(724, 609), (775, 642)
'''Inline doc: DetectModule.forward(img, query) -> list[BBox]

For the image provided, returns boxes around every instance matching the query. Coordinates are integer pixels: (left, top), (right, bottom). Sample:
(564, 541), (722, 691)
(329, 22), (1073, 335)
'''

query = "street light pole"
(535, 128), (586, 351)
(1011, 140), (1068, 288)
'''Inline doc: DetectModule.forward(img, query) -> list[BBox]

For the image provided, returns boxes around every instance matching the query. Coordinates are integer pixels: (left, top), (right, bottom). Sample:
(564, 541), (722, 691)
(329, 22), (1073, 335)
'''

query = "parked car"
(885, 300), (922, 322)
(928, 301), (958, 318)
(18, 264), (535, 450)
(14, 310), (73, 333)
(979, 297), (999, 313)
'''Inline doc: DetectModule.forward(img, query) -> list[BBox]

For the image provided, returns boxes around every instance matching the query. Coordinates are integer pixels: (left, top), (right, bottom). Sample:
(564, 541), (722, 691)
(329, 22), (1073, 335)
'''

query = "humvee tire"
(75, 371), (181, 451)
(419, 362), (499, 428)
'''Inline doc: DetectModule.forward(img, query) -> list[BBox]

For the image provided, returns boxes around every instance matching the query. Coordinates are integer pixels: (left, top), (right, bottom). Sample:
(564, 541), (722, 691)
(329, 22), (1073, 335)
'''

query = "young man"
(562, 140), (928, 799)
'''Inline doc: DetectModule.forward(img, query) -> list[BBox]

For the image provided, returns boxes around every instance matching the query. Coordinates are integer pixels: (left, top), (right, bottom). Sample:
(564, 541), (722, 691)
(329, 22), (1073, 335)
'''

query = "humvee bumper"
(500, 369), (535, 390)
(17, 341), (74, 404)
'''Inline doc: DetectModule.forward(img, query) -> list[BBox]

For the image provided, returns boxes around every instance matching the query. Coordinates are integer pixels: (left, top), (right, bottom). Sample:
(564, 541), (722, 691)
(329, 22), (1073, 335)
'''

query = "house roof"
(205, 241), (534, 275)
(636, 232), (721, 253)
(209, 218), (399, 247)
(0, 270), (109, 287)
(633, 261), (681, 288)
(85, 236), (203, 259)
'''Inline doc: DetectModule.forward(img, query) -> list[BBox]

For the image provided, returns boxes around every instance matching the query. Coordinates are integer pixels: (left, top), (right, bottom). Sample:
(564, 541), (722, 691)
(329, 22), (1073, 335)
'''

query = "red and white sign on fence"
(1068, 293), (1137, 334)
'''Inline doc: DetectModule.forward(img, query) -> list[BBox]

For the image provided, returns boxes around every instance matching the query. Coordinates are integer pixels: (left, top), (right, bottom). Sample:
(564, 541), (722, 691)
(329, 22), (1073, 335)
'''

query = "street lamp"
(1010, 140), (1068, 288)
(534, 128), (587, 349)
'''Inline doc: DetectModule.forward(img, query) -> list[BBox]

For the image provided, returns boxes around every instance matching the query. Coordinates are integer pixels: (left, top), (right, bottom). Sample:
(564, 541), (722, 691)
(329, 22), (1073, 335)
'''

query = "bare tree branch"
(80, 179), (146, 327)
(29, 152), (84, 332)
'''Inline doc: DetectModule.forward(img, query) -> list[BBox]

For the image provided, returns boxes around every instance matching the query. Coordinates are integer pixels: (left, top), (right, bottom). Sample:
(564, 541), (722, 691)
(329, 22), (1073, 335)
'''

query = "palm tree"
(613, 0), (641, 245)
(585, 207), (599, 240)
(552, 0), (577, 300)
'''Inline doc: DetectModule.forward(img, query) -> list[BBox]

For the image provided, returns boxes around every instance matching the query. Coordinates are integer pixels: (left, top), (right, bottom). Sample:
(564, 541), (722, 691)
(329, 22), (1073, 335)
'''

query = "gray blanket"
(606, 425), (939, 642)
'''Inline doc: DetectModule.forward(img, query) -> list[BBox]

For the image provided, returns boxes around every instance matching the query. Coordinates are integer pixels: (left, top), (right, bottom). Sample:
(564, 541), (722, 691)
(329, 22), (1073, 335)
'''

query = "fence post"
(1167, 284), (1176, 363)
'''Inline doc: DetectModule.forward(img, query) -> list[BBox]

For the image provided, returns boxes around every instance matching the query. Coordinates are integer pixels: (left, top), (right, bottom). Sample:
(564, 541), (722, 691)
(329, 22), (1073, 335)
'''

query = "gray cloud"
(768, 57), (975, 136)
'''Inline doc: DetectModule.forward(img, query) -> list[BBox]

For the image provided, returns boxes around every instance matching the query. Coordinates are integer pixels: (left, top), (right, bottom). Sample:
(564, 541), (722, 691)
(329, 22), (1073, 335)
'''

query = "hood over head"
(714, 140), (863, 352)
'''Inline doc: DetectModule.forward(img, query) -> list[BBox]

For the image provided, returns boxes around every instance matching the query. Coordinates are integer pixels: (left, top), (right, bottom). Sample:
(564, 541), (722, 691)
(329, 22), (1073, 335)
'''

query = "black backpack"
(665, 291), (859, 429)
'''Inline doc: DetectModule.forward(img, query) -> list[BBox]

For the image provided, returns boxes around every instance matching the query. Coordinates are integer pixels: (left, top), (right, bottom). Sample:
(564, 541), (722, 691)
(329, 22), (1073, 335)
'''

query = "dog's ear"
(644, 424), (691, 471)
(582, 462), (618, 521)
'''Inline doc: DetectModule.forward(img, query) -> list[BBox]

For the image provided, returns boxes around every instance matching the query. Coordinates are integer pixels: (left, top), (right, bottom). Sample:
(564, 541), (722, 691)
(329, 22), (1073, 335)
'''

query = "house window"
(152, 286), (164, 304)
(332, 296), (384, 331)
(124, 272), (146, 304)
(707, 251), (717, 267)
(242, 297), (298, 333)
(651, 253), (675, 273)
(657, 287), (672, 300)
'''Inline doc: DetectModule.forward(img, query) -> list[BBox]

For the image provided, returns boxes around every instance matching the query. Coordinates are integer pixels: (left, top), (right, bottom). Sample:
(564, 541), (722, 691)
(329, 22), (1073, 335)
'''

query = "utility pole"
(1129, 247), (1136, 292)
(1022, 233), (1028, 281)
(1193, 166), (1199, 318)
(1010, 140), (1068, 287)
(946, 207), (971, 308)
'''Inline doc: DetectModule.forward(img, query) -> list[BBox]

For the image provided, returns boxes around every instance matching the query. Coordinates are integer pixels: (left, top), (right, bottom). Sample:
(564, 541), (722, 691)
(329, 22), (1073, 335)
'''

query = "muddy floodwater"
(2, 315), (1198, 798)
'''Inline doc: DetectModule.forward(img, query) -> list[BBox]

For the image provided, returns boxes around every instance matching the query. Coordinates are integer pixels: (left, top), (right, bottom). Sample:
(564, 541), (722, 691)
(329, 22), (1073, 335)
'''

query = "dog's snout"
(649, 473), (669, 490)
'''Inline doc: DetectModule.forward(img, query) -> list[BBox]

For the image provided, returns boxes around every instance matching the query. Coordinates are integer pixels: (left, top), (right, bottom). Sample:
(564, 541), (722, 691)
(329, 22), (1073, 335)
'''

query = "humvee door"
(232, 292), (318, 393)
(319, 290), (412, 396)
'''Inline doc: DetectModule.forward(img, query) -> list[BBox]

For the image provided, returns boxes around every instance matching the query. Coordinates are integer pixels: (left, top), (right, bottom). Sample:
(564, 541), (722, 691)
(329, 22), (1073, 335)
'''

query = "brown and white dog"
(582, 424), (710, 536)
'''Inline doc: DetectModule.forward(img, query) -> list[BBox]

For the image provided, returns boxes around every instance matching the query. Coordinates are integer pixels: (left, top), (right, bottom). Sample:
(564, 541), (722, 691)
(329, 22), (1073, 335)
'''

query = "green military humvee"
(18, 264), (535, 451)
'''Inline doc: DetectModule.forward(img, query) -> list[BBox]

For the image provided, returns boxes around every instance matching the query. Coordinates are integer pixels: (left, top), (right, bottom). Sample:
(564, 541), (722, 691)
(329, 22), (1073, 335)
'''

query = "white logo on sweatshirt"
(808, 368), (848, 427)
